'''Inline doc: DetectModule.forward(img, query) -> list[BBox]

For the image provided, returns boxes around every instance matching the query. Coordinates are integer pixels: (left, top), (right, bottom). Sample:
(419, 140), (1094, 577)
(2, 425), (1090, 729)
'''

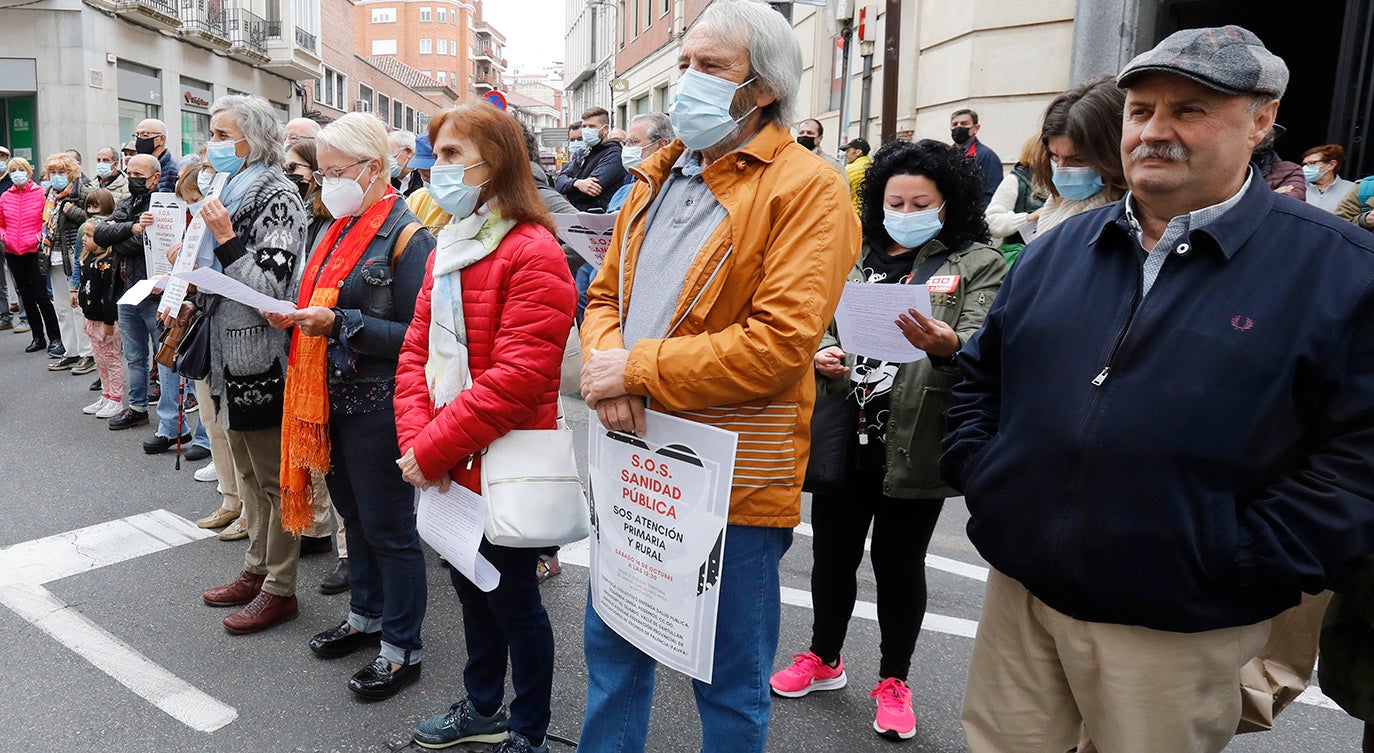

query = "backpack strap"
(392, 221), (422, 268)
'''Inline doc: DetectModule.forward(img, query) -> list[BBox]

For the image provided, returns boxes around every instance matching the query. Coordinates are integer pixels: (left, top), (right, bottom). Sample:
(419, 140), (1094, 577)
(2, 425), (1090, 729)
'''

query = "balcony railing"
(116, 0), (180, 26)
(181, 0), (229, 42)
(294, 26), (316, 53)
(265, 19), (282, 39)
(229, 7), (269, 57)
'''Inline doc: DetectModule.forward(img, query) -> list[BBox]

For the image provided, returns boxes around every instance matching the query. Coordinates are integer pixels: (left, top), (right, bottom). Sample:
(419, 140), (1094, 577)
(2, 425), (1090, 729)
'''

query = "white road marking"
(564, 531), (1341, 711)
(0, 510), (237, 731)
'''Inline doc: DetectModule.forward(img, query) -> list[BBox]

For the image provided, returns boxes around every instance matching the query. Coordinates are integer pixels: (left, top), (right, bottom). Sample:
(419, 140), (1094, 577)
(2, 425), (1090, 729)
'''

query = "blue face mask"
(670, 68), (757, 151)
(197, 170), (215, 196)
(389, 153), (402, 179)
(621, 145), (645, 171)
(39, 179), (51, 190)
(95, 163), (112, 179)
(429, 160), (487, 220)
(188, 199), (205, 217)
(883, 205), (944, 250)
(568, 140), (587, 156)
(583, 126), (603, 149)
(1052, 165), (1105, 201)
(50, 174), (70, 191)
(1302, 164), (1324, 184)
(207, 138), (246, 175)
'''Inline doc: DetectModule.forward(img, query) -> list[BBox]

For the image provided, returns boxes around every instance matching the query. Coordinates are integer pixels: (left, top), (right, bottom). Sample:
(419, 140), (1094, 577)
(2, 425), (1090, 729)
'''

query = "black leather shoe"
(182, 444), (211, 462)
(300, 535), (333, 556)
(349, 657), (421, 702)
(143, 433), (193, 454)
(309, 621), (381, 659)
(320, 558), (350, 595)
(24, 339), (46, 353)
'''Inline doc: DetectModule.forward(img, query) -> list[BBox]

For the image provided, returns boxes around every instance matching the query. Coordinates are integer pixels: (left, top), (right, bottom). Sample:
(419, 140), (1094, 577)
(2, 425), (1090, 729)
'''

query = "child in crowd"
(77, 189), (123, 419)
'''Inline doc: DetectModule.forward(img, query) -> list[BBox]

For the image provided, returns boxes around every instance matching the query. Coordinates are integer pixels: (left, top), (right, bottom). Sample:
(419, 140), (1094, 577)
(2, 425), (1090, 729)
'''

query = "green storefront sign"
(7, 97), (36, 161)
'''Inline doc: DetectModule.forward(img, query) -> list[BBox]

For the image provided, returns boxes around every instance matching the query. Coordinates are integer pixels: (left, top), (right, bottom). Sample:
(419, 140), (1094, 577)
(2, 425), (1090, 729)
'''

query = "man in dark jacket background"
(132, 119), (179, 193)
(554, 107), (626, 212)
(950, 109), (1002, 209)
(944, 26), (1374, 753)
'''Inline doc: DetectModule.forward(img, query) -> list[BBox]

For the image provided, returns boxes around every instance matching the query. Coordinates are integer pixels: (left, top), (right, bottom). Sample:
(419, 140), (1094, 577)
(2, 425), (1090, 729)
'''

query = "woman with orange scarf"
(267, 113), (435, 701)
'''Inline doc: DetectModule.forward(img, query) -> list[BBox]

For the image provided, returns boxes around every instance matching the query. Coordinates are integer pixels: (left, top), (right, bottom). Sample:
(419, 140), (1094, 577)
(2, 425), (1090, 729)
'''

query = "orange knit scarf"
(280, 191), (399, 533)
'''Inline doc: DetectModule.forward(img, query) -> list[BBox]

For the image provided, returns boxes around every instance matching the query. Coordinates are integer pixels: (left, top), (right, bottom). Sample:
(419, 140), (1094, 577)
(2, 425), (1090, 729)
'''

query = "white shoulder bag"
(481, 401), (591, 548)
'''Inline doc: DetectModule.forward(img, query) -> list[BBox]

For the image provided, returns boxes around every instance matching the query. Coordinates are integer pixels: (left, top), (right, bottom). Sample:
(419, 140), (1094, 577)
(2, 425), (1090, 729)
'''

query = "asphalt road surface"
(0, 327), (1361, 752)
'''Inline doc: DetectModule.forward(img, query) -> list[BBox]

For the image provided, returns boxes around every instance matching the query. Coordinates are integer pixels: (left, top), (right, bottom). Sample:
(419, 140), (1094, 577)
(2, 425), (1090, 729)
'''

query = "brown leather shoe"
(203, 571), (266, 607)
(223, 592), (298, 635)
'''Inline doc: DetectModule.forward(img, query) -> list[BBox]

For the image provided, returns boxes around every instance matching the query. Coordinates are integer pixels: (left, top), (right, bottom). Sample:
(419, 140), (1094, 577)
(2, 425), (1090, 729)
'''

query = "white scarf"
(425, 207), (516, 408)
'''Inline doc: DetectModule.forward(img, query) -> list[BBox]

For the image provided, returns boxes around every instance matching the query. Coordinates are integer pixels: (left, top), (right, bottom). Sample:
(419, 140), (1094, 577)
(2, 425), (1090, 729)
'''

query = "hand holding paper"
(171, 267), (297, 315)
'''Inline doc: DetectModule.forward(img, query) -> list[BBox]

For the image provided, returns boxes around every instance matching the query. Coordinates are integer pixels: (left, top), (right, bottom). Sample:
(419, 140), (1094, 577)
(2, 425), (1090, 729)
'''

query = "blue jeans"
(451, 540), (554, 743)
(580, 524), (793, 753)
(118, 298), (210, 447)
(327, 408), (427, 666)
(575, 263), (594, 325)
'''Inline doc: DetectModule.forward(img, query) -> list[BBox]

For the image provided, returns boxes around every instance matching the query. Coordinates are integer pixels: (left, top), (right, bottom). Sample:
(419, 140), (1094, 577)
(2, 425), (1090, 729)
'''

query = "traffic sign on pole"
(484, 91), (507, 111)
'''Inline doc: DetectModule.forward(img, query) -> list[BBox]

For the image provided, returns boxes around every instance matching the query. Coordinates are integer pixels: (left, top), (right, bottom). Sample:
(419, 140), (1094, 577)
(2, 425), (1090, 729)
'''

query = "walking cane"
(175, 376), (185, 471)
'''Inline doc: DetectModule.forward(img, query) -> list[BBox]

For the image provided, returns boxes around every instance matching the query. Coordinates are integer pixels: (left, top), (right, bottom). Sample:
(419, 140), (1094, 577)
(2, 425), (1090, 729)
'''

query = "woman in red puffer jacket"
(394, 103), (574, 753)
(0, 157), (62, 353)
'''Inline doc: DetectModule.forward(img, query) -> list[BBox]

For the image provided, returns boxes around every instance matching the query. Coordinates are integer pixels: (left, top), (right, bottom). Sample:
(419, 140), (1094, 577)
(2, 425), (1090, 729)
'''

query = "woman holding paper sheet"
(772, 139), (1006, 741)
(265, 112), (437, 701)
(191, 94), (310, 638)
(393, 103), (575, 753)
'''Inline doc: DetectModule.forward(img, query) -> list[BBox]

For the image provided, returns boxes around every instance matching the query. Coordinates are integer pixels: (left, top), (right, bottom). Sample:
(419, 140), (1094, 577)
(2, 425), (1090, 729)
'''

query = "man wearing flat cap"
(943, 25), (1374, 753)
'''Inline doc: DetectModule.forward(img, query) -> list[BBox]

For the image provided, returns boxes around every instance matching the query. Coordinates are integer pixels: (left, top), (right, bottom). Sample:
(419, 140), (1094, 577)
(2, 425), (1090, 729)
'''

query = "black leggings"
(809, 472), (944, 681)
(3, 253), (59, 341)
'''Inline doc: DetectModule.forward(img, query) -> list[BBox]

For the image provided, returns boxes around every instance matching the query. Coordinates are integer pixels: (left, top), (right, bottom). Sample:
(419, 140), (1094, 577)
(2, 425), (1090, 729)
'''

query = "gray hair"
(317, 112), (391, 166)
(689, 0), (802, 127)
(210, 95), (285, 167)
(388, 130), (417, 152)
(630, 113), (675, 143)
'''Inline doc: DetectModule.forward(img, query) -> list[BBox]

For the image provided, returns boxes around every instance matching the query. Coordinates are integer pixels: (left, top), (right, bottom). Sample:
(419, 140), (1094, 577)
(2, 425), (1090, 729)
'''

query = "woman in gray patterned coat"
(191, 95), (311, 635)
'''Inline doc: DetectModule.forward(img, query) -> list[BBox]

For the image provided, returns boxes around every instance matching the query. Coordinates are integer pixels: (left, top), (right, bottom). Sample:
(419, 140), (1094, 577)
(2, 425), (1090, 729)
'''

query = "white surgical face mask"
(319, 167), (375, 218)
(669, 68), (757, 151)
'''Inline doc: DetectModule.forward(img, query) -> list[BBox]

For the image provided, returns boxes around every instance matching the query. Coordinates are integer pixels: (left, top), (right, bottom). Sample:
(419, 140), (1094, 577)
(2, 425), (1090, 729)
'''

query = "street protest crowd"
(3, 1), (1374, 751)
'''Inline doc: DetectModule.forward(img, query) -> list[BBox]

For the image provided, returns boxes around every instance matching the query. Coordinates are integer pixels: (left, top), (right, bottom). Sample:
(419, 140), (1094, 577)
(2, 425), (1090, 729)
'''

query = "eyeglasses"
(284, 162), (308, 173)
(313, 159), (368, 183)
(133, 132), (162, 139)
(1301, 159), (1332, 166)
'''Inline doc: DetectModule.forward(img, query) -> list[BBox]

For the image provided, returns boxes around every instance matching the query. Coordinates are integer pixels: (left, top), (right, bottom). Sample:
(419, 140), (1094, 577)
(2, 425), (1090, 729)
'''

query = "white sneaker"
(82, 397), (105, 415)
(95, 399), (123, 419)
(194, 461), (218, 483)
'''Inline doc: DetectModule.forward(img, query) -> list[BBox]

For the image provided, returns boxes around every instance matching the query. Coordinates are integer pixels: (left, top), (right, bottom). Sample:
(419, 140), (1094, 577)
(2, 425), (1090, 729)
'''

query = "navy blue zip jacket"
(941, 176), (1374, 632)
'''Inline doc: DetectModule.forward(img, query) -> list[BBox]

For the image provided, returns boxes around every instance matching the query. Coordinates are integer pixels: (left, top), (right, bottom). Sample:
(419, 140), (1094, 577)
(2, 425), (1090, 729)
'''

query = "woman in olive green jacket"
(769, 139), (1006, 741)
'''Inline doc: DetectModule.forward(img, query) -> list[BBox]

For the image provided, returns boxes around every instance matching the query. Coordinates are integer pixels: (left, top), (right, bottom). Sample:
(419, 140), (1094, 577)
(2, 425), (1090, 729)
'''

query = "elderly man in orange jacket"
(576, 2), (860, 751)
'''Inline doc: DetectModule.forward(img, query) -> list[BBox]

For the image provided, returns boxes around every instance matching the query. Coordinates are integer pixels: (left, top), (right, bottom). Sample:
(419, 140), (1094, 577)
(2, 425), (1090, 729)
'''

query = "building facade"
(0, 0), (320, 164)
(349, 0), (504, 101)
(563, 0), (616, 126)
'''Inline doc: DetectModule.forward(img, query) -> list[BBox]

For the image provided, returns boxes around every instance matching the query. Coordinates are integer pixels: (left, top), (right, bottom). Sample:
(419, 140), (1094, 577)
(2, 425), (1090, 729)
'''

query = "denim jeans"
(451, 540), (554, 743)
(118, 297), (210, 447)
(326, 408), (427, 666)
(575, 262), (594, 325)
(580, 524), (793, 753)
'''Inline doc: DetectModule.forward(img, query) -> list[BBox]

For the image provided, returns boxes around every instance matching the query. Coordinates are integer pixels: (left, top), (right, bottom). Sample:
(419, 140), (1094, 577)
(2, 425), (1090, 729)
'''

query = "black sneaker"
(182, 444), (211, 462)
(412, 699), (508, 749)
(89, 377), (102, 391)
(492, 732), (550, 753)
(109, 408), (150, 431)
(143, 433), (193, 454)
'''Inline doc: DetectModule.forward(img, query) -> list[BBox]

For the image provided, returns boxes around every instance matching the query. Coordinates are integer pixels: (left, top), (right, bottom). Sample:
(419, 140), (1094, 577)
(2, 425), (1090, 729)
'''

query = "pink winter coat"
(0, 181), (45, 255)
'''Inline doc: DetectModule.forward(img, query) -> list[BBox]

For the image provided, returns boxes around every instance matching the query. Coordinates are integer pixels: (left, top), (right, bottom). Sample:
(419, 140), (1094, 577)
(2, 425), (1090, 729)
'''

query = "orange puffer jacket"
(582, 122), (861, 527)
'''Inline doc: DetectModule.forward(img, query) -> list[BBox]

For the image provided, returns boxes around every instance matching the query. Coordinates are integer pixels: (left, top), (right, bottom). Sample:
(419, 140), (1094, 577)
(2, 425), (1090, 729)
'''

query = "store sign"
(183, 91), (210, 109)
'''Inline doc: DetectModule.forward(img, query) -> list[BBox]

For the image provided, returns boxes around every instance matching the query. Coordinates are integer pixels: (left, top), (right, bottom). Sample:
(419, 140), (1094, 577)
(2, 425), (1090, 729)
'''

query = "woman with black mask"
(285, 138), (332, 243)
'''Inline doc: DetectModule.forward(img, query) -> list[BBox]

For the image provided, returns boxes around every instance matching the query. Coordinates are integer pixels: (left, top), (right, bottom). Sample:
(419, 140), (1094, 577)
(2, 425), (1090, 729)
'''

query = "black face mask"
(796, 135), (817, 151)
(135, 137), (157, 155)
(289, 174), (310, 199)
(950, 127), (972, 145)
(128, 178), (151, 197)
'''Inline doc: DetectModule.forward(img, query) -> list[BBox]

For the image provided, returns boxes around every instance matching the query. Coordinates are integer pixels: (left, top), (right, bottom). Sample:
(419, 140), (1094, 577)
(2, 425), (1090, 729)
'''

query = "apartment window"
(619, 0), (626, 47)
(634, 0), (640, 35)
(419, 6), (430, 21)
(358, 84), (374, 112)
(393, 100), (403, 129)
(314, 66), (346, 111)
(449, 71), (457, 86)
(406, 106), (415, 132)
(450, 11), (456, 24)
(419, 38), (432, 54)
(437, 38), (447, 55)
(450, 39), (458, 56)
(654, 84), (669, 111)
(372, 38), (398, 55)
(436, 7), (445, 22)
(662, 0), (668, 14)
(370, 7), (396, 23)
(377, 93), (391, 122)
(633, 95), (648, 115)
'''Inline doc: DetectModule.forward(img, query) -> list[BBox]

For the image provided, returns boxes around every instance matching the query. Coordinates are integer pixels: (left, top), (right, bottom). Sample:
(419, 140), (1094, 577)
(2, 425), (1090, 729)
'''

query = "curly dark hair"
(858, 138), (990, 253)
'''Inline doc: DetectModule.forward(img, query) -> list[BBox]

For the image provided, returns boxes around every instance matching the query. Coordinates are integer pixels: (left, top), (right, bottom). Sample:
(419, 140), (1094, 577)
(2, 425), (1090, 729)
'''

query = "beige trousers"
(195, 380), (241, 515)
(227, 426), (299, 597)
(962, 569), (1270, 753)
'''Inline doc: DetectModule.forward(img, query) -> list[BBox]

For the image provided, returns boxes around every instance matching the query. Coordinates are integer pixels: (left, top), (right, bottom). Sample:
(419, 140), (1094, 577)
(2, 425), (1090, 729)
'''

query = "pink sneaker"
(870, 677), (916, 740)
(769, 652), (846, 698)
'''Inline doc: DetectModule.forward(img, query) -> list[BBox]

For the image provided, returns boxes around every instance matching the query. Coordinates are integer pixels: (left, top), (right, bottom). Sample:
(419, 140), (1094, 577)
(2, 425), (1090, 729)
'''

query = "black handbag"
(173, 296), (219, 381)
(803, 389), (859, 495)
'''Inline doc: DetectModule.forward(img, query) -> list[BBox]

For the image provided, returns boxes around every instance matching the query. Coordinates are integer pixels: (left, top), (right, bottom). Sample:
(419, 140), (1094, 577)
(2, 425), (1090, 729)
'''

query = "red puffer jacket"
(394, 221), (576, 492)
(0, 181), (46, 255)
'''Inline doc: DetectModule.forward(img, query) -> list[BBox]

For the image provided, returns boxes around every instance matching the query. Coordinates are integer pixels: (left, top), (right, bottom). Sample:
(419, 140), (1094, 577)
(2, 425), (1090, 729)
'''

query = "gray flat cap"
(1117, 25), (1288, 99)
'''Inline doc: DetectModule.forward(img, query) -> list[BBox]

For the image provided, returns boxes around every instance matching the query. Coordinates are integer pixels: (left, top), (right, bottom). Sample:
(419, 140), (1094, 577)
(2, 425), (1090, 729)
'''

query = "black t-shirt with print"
(846, 246), (916, 470)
